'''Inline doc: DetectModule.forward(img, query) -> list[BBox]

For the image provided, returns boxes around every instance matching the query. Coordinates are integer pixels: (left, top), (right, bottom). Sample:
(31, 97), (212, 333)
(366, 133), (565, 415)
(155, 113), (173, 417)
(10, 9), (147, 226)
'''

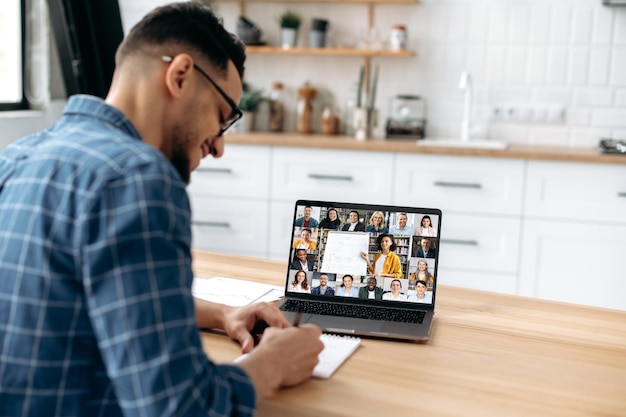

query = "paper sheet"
(192, 276), (284, 307)
(320, 231), (369, 276)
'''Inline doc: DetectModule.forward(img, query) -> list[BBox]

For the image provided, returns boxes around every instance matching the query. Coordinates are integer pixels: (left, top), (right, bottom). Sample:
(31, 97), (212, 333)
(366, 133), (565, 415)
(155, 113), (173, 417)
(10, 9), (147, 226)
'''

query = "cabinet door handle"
(195, 167), (233, 174)
(308, 174), (354, 181)
(192, 221), (231, 228)
(618, 192), (626, 198)
(440, 238), (479, 246)
(433, 181), (482, 189)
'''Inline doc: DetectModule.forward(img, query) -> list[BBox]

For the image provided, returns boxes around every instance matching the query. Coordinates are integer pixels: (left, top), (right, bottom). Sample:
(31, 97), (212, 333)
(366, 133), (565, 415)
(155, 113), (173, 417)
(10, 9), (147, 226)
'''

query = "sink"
(417, 138), (508, 150)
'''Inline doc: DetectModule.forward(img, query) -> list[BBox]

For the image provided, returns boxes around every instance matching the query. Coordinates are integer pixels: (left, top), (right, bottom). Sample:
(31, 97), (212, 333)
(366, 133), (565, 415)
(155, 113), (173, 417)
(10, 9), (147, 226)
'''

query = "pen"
(292, 311), (302, 327)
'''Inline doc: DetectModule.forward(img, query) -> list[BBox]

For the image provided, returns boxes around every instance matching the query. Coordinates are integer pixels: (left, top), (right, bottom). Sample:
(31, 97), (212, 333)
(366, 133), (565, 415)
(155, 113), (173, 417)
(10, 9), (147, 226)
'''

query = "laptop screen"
(285, 200), (441, 307)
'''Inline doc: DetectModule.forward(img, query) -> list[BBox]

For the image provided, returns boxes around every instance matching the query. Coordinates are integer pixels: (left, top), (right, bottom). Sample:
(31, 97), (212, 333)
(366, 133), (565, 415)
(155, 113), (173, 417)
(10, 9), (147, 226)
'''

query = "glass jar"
(268, 81), (285, 132)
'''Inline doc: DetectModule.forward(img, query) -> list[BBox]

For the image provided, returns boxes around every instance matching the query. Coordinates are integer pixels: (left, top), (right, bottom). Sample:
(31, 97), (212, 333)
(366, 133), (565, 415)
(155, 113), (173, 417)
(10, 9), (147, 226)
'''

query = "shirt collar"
(63, 95), (143, 141)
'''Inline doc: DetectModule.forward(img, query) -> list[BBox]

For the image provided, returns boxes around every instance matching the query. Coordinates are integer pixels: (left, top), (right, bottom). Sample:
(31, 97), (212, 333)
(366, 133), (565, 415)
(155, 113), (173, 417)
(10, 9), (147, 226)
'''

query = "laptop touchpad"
(307, 316), (384, 332)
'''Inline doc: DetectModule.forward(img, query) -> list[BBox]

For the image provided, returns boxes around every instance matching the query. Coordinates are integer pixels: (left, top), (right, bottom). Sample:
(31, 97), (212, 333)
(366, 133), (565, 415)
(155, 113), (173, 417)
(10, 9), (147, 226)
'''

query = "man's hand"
(194, 298), (290, 353)
(237, 324), (324, 399)
(223, 302), (290, 353)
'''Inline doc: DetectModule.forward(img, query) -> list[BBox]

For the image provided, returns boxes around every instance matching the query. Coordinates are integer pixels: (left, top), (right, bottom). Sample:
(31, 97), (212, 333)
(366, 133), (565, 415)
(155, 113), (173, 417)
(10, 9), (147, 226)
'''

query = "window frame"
(0, 0), (28, 111)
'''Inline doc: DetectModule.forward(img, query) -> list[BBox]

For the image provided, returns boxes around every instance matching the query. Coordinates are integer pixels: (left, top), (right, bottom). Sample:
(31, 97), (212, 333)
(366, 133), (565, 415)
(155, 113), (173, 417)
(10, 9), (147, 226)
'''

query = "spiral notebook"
(234, 334), (360, 379)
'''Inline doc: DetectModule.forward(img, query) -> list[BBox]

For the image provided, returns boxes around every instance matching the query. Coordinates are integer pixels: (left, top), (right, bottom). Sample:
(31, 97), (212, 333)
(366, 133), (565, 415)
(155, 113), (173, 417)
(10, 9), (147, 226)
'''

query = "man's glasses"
(161, 55), (242, 137)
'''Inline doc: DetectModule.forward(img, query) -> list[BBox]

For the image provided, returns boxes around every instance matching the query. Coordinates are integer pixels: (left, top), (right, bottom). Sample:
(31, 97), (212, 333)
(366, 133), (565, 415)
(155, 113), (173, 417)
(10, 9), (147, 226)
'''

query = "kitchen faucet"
(416, 69), (507, 149)
(459, 70), (473, 142)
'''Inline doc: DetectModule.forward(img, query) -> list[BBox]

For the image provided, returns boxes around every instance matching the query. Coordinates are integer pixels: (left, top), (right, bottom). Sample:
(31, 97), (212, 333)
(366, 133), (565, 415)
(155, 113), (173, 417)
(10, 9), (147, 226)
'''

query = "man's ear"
(163, 53), (194, 98)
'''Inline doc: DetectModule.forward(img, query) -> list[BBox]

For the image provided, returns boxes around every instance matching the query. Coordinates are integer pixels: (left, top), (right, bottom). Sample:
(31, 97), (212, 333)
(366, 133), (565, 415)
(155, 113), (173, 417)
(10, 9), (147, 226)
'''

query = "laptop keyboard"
(281, 299), (425, 324)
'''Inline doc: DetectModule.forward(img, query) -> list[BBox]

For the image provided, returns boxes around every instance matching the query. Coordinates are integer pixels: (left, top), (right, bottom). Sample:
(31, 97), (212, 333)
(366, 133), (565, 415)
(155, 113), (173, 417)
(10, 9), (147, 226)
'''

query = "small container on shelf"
(389, 24), (407, 51)
(297, 83), (317, 134)
(268, 81), (285, 132)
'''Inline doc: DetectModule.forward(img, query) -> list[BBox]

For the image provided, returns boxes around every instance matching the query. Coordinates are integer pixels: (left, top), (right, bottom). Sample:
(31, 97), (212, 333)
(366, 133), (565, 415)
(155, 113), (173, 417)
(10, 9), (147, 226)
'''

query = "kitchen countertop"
(226, 133), (626, 165)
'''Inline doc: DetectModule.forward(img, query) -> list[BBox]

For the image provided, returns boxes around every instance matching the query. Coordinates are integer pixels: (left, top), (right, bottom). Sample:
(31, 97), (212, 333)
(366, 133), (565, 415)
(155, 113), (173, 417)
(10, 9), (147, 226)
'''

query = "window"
(0, 0), (26, 110)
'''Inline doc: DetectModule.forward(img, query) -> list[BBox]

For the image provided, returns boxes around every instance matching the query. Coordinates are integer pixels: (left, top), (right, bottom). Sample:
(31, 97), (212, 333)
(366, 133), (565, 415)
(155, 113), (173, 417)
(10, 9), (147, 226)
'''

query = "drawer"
(268, 201), (299, 262)
(271, 147), (394, 204)
(393, 154), (525, 216)
(525, 161), (626, 224)
(190, 196), (269, 258)
(437, 213), (521, 275)
(187, 144), (270, 199)
(437, 268), (518, 295)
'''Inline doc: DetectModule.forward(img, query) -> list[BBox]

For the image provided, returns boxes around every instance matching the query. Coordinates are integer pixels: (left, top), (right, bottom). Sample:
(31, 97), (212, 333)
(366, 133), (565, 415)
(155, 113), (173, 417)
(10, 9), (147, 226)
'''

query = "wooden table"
(193, 250), (626, 417)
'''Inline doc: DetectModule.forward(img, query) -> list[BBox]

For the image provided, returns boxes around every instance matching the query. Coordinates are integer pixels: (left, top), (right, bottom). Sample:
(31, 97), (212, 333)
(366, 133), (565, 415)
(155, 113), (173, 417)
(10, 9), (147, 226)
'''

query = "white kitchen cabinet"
(393, 154), (525, 216)
(188, 145), (270, 199)
(190, 195), (269, 258)
(519, 219), (626, 311)
(271, 147), (394, 204)
(188, 144), (271, 258)
(437, 213), (522, 276)
(524, 160), (626, 224)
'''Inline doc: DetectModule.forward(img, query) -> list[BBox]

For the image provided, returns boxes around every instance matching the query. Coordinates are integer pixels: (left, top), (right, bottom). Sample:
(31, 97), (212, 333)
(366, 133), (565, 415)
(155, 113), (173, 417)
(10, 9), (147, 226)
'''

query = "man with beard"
(0, 3), (322, 417)
(358, 276), (384, 300)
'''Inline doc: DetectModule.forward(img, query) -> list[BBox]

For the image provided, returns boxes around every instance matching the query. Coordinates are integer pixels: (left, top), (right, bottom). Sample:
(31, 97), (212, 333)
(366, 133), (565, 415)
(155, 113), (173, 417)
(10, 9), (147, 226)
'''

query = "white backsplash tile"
(547, 48), (569, 85)
(616, 90), (626, 107)
(509, 5), (530, 44)
(610, 48), (626, 86)
(489, 6), (510, 43)
(592, 109), (626, 128)
(568, 47), (590, 85)
(570, 128), (611, 147)
(533, 87), (572, 105)
(447, 6), (469, 42)
(614, 9), (626, 46)
(466, 45), (487, 83)
(574, 88), (614, 107)
(468, 5), (489, 43)
(593, 7), (615, 45)
(530, 6), (552, 44)
(589, 47), (612, 86)
(550, 6), (573, 44)
(527, 47), (548, 84)
(571, 8), (593, 45)
(566, 108), (591, 126)
(486, 46), (507, 83)
(530, 126), (570, 147)
(505, 46), (527, 83)
(489, 124), (530, 145)
(612, 129), (626, 140)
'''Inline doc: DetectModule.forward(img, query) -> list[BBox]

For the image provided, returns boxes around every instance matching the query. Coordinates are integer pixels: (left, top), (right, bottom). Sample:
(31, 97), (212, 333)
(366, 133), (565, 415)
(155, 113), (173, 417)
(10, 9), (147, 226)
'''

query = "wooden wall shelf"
(246, 46), (414, 57)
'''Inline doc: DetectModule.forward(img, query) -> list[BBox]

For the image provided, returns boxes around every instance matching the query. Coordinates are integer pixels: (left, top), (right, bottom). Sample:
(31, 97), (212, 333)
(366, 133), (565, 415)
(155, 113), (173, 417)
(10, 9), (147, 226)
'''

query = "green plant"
(238, 86), (265, 112)
(278, 10), (301, 29)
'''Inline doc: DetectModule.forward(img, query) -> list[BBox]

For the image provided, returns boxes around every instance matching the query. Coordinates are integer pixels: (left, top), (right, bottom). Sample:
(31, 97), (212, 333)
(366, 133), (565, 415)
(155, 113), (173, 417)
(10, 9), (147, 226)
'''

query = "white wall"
(2, 0), (625, 150)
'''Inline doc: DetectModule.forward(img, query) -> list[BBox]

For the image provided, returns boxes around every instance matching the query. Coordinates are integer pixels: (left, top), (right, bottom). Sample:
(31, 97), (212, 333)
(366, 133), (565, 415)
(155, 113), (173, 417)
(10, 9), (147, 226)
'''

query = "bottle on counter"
(268, 81), (285, 132)
(297, 83), (317, 134)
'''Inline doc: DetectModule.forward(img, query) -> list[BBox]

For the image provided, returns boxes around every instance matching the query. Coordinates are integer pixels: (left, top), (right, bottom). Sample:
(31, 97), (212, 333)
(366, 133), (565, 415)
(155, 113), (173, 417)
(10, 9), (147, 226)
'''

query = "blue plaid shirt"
(0, 95), (255, 417)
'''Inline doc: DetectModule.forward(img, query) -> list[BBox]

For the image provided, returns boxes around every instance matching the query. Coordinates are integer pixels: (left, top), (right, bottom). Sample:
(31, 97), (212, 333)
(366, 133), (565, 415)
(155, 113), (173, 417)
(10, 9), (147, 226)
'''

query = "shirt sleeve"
(78, 161), (256, 417)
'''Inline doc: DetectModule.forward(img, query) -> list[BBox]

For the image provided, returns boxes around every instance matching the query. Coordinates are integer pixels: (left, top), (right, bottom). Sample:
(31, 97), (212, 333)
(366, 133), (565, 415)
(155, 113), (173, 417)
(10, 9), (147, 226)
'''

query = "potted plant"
(235, 84), (265, 133)
(278, 10), (301, 49)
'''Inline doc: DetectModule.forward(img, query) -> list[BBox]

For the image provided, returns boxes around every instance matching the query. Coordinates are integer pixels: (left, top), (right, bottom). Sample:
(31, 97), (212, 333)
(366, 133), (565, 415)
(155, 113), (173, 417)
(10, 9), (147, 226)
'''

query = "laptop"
(277, 200), (442, 341)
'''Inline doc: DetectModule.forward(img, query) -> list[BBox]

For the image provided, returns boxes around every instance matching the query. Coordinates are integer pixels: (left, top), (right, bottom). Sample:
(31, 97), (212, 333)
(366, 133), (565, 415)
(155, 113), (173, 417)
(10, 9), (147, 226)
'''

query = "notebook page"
(233, 334), (361, 379)
(314, 334), (361, 379)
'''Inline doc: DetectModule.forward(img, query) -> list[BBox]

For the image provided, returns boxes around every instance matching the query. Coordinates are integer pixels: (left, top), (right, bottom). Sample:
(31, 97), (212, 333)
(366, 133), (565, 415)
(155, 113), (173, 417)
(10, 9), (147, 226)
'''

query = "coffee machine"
(385, 95), (427, 140)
